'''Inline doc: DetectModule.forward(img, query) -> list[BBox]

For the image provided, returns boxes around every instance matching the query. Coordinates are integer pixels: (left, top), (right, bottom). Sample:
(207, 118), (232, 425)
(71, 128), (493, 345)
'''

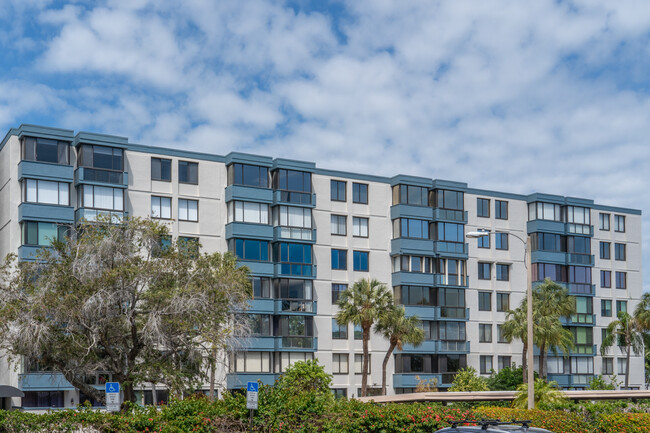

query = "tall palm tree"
(601, 311), (644, 389)
(502, 305), (530, 383)
(336, 278), (392, 397)
(535, 315), (574, 379)
(633, 292), (650, 331)
(374, 305), (424, 395)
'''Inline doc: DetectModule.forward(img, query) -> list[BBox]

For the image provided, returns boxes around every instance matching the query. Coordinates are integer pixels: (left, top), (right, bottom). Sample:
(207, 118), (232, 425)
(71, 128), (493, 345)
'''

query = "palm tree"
(501, 305), (530, 383)
(633, 292), (650, 331)
(374, 305), (424, 395)
(601, 311), (644, 389)
(512, 378), (566, 409)
(336, 278), (392, 397)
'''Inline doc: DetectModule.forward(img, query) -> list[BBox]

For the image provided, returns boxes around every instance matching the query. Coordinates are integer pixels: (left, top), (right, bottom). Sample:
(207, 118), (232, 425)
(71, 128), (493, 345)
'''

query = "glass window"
(394, 218), (429, 239)
(331, 180), (346, 202)
(22, 136), (69, 165)
(274, 169), (311, 192)
(228, 201), (270, 224)
(231, 239), (269, 261)
(392, 185), (429, 206)
(228, 163), (269, 188)
(479, 324), (492, 343)
(354, 325), (363, 341)
(22, 391), (65, 408)
(495, 200), (508, 220)
(599, 213), (610, 231)
(496, 264), (509, 281)
(274, 243), (313, 276)
(331, 283), (347, 303)
(22, 222), (68, 246)
(615, 272), (627, 289)
(353, 183), (368, 204)
(151, 157), (171, 181)
(530, 232), (566, 252)
(602, 358), (613, 375)
(332, 320), (348, 340)
(250, 314), (271, 336)
(478, 262), (491, 280)
(151, 196), (171, 219)
(178, 199), (198, 222)
(498, 356), (511, 371)
(331, 215), (347, 235)
(436, 190), (464, 210)
(601, 270), (611, 288)
(435, 222), (464, 242)
(616, 300), (627, 314)
(24, 179), (69, 206)
(477, 198), (489, 217)
(353, 251), (369, 272)
(480, 355), (493, 374)
(528, 202), (562, 221)
(565, 206), (591, 225)
(251, 277), (271, 298)
(352, 217), (369, 237)
(614, 215), (625, 232)
(617, 358), (627, 375)
(497, 325), (507, 343)
(438, 321), (466, 341)
(80, 185), (124, 211)
(178, 236), (199, 258)
(331, 249), (347, 270)
(354, 354), (370, 373)
(274, 279), (313, 300)
(570, 356), (593, 374)
(600, 242), (610, 259)
(332, 354), (349, 373)
(477, 234), (490, 248)
(495, 233), (508, 250)
(614, 243), (626, 261)
(277, 206), (311, 228)
(233, 352), (272, 373)
(478, 292), (491, 311)
(601, 299), (612, 317)
(178, 161), (198, 184)
(496, 293), (509, 312)
(395, 285), (435, 306)
(78, 144), (122, 171)
(154, 235), (171, 258)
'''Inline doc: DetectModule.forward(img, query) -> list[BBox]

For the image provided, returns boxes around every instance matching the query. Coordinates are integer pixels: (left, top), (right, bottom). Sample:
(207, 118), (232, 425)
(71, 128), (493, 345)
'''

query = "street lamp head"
(466, 230), (491, 238)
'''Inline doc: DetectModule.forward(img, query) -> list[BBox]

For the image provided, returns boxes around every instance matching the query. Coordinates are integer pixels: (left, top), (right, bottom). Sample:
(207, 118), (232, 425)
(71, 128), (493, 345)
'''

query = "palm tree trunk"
(522, 341), (528, 384)
(362, 325), (370, 397)
(539, 341), (546, 380)
(382, 342), (396, 395)
(625, 347), (631, 390)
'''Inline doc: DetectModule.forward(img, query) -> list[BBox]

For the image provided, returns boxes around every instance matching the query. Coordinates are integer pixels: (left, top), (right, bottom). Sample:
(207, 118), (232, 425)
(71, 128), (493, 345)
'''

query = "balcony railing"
(433, 274), (469, 287)
(433, 241), (468, 255)
(275, 226), (316, 241)
(75, 167), (128, 186)
(75, 208), (125, 223)
(437, 306), (469, 320)
(274, 263), (315, 278)
(436, 340), (470, 353)
(568, 283), (595, 295)
(567, 254), (595, 266)
(278, 336), (316, 349)
(274, 190), (315, 206)
(275, 299), (316, 314)
(570, 313), (595, 325)
(433, 208), (468, 223)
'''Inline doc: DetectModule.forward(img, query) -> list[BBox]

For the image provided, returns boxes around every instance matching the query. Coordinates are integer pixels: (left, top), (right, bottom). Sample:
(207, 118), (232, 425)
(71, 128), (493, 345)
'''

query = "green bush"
(476, 407), (591, 433)
(594, 413), (650, 433)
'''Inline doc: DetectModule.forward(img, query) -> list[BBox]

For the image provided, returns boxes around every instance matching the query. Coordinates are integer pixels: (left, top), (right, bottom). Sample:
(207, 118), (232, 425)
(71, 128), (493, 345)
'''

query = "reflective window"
(496, 293), (509, 311)
(353, 251), (369, 272)
(436, 189), (464, 210)
(22, 136), (69, 165)
(478, 292), (491, 311)
(435, 222), (464, 242)
(331, 180), (346, 201)
(601, 300), (612, 317)
(496, 264), (509, 281)
(231, 239), (269, 261)
(331, 283), (347, 303)
(353, 183), (368, 204)
(600, 270), (611, 288)
(228, 163), (269, 188)
(495, 233), (508, 250)
(615, 272), (627, 289)
(600, 242), (610, 259)
(332, 321), (348, 340)
(614, 215), (625, 232)
(477, 198), (489, 217)
(178, 161), (198, 184)
(331, 249), (347, 270)
(479, 324), (492, 343)
(495, 200), (508, 220)
(392, 185), (429, 206)
(599, 213), (610, 231)
(274, 169), (311, 192)
(615, 243), (626, 261)
(478, 262), (491, 280)
(78, 144), (122, 171)
(394, 218), (429, 239)
(151, 157), (171, 181)
(22, 222), (69, 246)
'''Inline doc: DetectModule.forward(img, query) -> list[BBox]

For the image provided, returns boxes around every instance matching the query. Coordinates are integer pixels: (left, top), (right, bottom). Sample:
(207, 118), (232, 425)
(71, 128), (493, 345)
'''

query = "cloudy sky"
(1, 0), (649, 288)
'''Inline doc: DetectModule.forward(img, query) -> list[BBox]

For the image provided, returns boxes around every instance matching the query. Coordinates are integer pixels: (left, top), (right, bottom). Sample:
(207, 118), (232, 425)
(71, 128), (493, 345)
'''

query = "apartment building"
(0, 124), (643, 408)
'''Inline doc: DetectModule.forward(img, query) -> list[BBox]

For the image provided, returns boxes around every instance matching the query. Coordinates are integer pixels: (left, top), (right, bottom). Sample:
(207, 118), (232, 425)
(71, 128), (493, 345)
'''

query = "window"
(479, 324), (492, 343)
(496, 293), (509, 312)
(615, 272), (627, 289)
(477, 198), (489, 218)
(616, 300), (627, 314)
(438, 321), (466, 341)
(617, 358), (627, 375)
(497, 325), (507, 343)
(601, 300), (612, 317)
(614, 243), (626, 261)
(598, 214), (610, 231)
(274, 169), (311, 193)
(395, 285), (435, 306)
(179, 237), (199, 258)
(601, 270), (611, 288)
(352, 217), (369, 237)
(331, 215), (347, 235)
(250, 314), (271, 336)
(233, 352), (272, 373)
(331, 249), (347, 270)
(228, 201), (270, 224)
(354, 354), (370, 373)
(528, 202), (561, 221)
(276, 206), (311, 239)
(478, 262), (491, 280)
(496, 264), (509, 281)
(231, 239), (269, 261)
(251, 277), (271, 298)
(331, 388), (347, 399)
(151, 196), (171, 219)
(614, 215), (625, 232)
(354, 324), (362, 340)
(24, 179), (70, 206)
(392, 185), (429, 206)
(478, 292), (491, 311)
(565, 206), (591, 225)
(331, 283), (347, 303)
(153, 235), (171, 257)
(22, 136), (69, 165)
(600, 242), (611, 259)
(178, 161), (198, 184)
(480, 356), (493, 374)
(79, 185), (124, 211)
(332, 354), (349, 374)
(353, 251), (369, 272)
(151, 157), (171, 181)
(22, 391), (65, 408)
(22, 222), (68, 246)
(274, 243), (312, 276)
(602, 358), (613, 375)
(533, 263), (568, 282)
(332, 320), (348, 340)
(228, 163), (269, 188)
(178, 199), (198, 222)
(274, 279), (313, 300)
(498, 356), (511, 371)
(477, 234), (490, 248)
(435, 222), (464, 243)
(393, 255), (434, 273)
(331, 180), (346, 201)
(78, 144), (123, 171)
(394, 218), (429, 239)
(531, 232), (566, 252)
(495, 200), (508, 220)
(571, 357), (593, 374)
(495, 233), (508, 250)
(353, 183), (368, 204)
(436, 190), (464, 210)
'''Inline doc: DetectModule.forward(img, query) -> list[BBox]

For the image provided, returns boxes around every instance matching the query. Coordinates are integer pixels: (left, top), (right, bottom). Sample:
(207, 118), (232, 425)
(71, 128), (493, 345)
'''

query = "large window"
(353, 183), (368, 204)
(353, 251), (369, 272)
(528, 202), (562, 221)
(436, 190), (464, 210)
(495, 233), (508, 250)
(496, 264), (509, 281)
(615, 272), (627, 289)
(438, 321), (466, 341)
(273, 169), (312, 204)
(22, 222), (68, 246)
(331, 215), (347, 235)
(530, 232), (565, 252)
(178, 161), (198, 184)
(565, 206), (591, 225)
(394, 218), (429, 239)
(353, 217), (369, 237)
(392, 184), (429, 206)
(178, 199), (198, 222)
(22, 136), (69, 165)
(231, 239), (269, 261)
(228, 201), (270, 224)
(251, 277), (271, 298)
(331, 180), (346, 202)
(78, 144), (123, 171)
(275, 243), (312, 276)
(479, 324), (492, 343)
(435, 222), (464, 243)
(22, 391), (65, 408)
(615, 243), (626, 261)
(392, 255), (434, 273)
(614, 215), (625, 232)
(24, 179), (69, 206)
(477, 198), (489, 217)
(79, 185), (124, 212)
(228, 163), (269, 188)
(276, 206), (311, 227)
(232, 352), (272, 373)
(478, 262), (491, 280)
(600, 242), (611, 259)
(331, 249), (347, 270)
(332, 354), (349, 373)
(395, 285), (435, 306)
(332, 320), (348, 340)
(250, 314), (271, 336)
(275, 279), (313, 300)
(151, 157), (171, 181)
(599, 213), (610, 231)
(532, 263), (567, 282)
(151, 196), (171, 219)
(567, 236), (591, 255)
(495, 200), (508, 220)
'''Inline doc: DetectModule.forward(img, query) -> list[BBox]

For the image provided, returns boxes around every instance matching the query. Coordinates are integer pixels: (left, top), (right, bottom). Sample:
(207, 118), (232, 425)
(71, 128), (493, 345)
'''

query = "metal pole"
(526, 236), (534, 409)
(249, 409), (253, 433)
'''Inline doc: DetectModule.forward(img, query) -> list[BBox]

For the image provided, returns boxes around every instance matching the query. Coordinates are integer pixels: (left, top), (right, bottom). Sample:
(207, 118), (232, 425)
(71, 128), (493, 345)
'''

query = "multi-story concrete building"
(0, 124), (644, 408)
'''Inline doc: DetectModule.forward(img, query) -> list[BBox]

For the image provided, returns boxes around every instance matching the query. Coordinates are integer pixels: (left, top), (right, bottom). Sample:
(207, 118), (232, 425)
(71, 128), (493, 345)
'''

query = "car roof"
(435, 424), (554, 433)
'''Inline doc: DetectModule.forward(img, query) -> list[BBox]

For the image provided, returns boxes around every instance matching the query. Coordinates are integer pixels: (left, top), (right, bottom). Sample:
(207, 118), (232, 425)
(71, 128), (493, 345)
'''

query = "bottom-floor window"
(22, 391), (64, 408)
(331, 388), (347, 399)
(275, 352), (313, 373)
(143, 389), (169, 406)
(232, 352), (272, 373)
(480, 355), (493, 374)
(22, 221), (69, 246)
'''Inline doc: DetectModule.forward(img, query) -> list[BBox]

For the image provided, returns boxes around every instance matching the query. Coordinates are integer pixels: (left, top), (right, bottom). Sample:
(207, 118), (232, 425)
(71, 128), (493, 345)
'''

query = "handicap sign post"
(246, 381), (259, 433)
(105, 382), (121, 412)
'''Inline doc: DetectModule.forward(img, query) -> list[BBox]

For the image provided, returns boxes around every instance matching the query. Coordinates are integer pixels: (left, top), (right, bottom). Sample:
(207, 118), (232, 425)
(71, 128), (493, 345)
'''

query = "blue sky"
(1, 0), (649, 289)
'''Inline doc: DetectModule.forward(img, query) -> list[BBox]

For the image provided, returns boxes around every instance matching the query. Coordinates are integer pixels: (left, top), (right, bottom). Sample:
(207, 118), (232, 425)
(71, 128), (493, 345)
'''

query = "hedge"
(476, 407), (592, 433)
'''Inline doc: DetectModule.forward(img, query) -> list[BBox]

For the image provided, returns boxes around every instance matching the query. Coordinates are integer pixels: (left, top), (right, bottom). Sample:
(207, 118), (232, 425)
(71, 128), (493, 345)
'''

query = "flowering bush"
(476, 407), (591, 433)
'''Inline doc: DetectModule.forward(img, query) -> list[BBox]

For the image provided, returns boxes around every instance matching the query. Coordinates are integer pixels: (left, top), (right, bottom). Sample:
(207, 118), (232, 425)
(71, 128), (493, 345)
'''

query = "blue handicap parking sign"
(105, 382), (120, 393)
(247, 382), (258, 392)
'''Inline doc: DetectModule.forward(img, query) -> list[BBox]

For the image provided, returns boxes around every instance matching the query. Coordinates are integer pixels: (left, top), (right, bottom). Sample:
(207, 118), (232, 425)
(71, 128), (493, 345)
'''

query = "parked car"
(435, 419), (555, 433)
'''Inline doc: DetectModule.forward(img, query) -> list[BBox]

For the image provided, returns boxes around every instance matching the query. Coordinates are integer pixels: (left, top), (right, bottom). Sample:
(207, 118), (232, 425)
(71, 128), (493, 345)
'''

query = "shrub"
(595, 413), (650, 433)
(448, 367), (489, 392)
(476, 407), (591, 433)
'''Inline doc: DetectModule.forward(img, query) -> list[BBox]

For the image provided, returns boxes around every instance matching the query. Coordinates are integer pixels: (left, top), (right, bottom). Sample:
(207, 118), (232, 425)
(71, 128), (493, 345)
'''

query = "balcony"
(392, 373), (456, 388)
(436, 306), (469, 320)
(273, 226), (316, 242)
(530, 250), (566, 265)
(392, 272), (435, 287)
(249, 298), (274, 313)
(568, 283), (595, 296)
(237, 260), (274, 277)
(391, 238), (435, 256)
(400, 340), (438, 353)
(75, 208), (125, 223)
(75, 167), (128, 187)
(19, 203), (74, 223)
(566, 224), (594, 236)
(526, 219), (565, 235)
(566, 313), (595, 326)
(567, 254), (595, 266)
(240, 336), (276, 350)
(433, 241), (468, 257)
(390, 204), (433, 220)
(19, 373), (74, 391)
(225, 222), (274, 240)
(433, 208), (468, 223)
(274, 263), (315, 279)
(18, 160), (74, 182)
(225, 185), (273, 204)
(226, 373), (278, 389)
(436, 340), (470, 353)
(273, 190), (316, 207)
(546, 374), (593, 388)
(18, 245), (48, 261)
(276, 336), (317, 350)
(433, 274), (469, 287)
(274, 299), (317, 314)
(403, 305), (437, 320)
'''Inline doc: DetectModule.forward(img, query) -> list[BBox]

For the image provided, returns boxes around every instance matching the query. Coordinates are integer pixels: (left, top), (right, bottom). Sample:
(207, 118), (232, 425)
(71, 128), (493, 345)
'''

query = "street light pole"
(467, 229), (534, 410)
